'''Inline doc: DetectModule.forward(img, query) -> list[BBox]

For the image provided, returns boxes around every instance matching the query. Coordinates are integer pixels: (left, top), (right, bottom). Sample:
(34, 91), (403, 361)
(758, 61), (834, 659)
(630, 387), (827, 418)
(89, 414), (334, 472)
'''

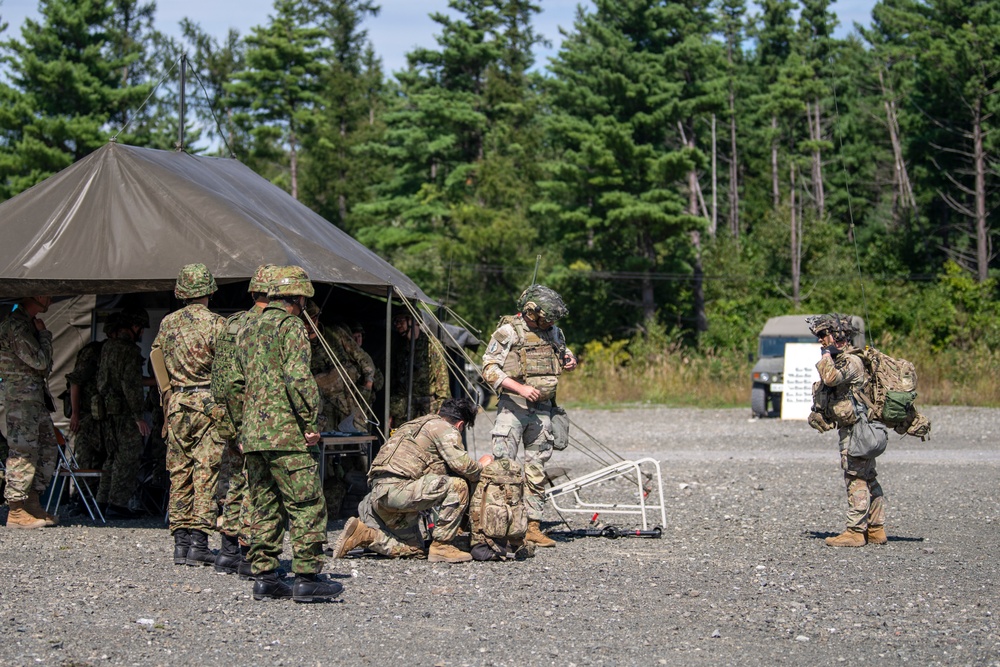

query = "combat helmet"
(248, 264), (276, 294)
(807, 313), (856, 342)
(517, 284), (568, 323)
(119, 305), (150, 329)
(267, 265), (315, 299)
(174, 263), (217, 300)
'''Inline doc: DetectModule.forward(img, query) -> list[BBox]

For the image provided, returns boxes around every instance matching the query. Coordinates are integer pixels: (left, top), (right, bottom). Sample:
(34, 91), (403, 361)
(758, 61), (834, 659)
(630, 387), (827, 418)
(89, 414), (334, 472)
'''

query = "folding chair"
(544, 457), (667, 531)
(46, 433), (105, 524)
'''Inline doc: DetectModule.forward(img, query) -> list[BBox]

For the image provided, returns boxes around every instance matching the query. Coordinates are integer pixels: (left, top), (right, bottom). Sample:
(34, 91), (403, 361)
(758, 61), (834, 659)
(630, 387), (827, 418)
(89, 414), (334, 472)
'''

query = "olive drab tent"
(0, 142), (428, 300)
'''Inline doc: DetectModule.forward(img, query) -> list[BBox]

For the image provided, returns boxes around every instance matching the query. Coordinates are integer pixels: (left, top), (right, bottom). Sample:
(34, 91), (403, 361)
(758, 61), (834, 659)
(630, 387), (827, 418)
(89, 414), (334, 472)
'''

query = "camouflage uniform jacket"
(368, 413), (481, 483)
(390, 332), (450, 409)
(314, 325), (376, 387)
(815, 346), (867, 427)
(481, 314), (569, 398)
(212, 304), (265, 433)
(65, 340), (103, 414)
(97, 336), (146, 419)
(152, 303), (225, 390)
(237, 303), (320, 453)
(0, 308), (52, 400)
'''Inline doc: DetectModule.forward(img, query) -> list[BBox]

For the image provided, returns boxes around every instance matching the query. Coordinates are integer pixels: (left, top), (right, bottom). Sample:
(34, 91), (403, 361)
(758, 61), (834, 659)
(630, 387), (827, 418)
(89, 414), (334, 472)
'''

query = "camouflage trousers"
(491, 394), (554, 521)
(245, 450), (327, 575)
(218, 439), (251, 543)
(97, 415), (143, 508)
(3, 398), (58, 503)
(360, 473), (470, 557)
(71, 415), (106, 471)
(838, 427), (885, 531)
(166, 400), (223, 533)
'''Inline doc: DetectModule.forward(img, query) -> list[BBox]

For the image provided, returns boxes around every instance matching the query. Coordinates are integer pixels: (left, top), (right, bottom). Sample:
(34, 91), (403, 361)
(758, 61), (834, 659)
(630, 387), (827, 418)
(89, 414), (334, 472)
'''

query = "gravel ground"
(1, 405), (998, 667)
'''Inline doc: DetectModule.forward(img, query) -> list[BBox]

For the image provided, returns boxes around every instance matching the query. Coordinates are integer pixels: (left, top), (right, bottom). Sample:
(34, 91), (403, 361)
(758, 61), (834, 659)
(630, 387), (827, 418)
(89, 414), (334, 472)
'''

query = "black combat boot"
(186, 529), (217, 566)
(252, 571), (292, 601)
(213, 533), (242, 574)
(291, 573), (344, 603)
(173, 529), (191, 566)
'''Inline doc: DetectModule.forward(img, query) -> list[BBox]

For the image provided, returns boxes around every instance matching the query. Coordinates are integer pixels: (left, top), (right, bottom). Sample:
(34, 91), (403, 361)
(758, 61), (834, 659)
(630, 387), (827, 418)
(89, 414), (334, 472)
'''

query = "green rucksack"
(853, 347), (931, 439)
(469, 458), (529, 560)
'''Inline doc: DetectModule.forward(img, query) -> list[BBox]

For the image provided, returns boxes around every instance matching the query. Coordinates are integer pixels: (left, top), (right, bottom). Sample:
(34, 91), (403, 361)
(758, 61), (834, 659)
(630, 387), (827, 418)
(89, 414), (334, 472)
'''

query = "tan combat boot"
(24, 490), (58, 527)
(331, 517), (377, 558)
(5, 501), (47, 529)
(866, 525), (888, 545)
(525, 520), (556, 548)
(428, 540), (473, 563)
(824, 529), (866, 547)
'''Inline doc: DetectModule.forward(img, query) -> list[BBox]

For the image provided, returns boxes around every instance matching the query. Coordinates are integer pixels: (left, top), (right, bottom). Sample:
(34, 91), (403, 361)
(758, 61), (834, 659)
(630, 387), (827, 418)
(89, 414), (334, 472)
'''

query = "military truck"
(750, 314), (865, 418)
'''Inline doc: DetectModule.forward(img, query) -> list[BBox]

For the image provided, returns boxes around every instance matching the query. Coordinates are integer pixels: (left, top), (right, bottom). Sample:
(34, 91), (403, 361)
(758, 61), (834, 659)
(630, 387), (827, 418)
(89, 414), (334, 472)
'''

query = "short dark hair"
(438, 397), (478, 427)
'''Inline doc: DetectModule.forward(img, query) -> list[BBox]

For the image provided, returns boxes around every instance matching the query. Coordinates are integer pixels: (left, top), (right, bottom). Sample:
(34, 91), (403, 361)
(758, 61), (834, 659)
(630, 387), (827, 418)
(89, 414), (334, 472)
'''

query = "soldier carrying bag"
(846, 401), (889, 460)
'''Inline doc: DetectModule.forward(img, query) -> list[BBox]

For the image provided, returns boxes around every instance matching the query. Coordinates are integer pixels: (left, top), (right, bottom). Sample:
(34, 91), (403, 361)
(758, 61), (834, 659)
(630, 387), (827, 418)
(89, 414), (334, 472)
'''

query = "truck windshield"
(758, 336), (816, 358)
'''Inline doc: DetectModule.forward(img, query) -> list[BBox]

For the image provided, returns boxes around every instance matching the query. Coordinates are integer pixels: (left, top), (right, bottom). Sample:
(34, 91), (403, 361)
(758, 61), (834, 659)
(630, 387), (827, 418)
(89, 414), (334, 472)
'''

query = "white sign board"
(781, 343), (821, 420)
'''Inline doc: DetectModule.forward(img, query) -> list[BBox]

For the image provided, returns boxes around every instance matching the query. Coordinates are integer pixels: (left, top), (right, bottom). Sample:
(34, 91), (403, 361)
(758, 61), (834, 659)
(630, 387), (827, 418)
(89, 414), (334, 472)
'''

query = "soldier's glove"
(821, 345), (839, 358)
(807, 410), (835, 433)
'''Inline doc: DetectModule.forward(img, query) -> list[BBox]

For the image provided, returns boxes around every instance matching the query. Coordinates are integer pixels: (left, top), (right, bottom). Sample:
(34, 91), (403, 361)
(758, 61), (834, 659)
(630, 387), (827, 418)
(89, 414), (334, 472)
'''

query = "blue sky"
(1, 0), (877, 76)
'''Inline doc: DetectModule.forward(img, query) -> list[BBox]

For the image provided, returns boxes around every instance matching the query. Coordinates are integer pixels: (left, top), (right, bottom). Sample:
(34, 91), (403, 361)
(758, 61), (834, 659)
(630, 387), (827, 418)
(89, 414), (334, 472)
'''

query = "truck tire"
(751, 383), (768, 418)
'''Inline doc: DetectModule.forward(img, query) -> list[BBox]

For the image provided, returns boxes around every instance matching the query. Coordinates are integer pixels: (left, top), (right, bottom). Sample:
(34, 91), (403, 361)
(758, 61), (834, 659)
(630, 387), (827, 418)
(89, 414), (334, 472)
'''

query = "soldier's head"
(808, 313), (855, 348)
(248, 264), (276, 300)
(19, 296), (53, 315)
(174, 263), (217, 301)
(267, 265), (315, 314)
(518, 284), (568, 330)
(350, 322), (365, 347)
(118, 305), (150, 341)
(303, 299), (323, 338)
(392, 307), (419, 338)
(438, 397), (478, 432)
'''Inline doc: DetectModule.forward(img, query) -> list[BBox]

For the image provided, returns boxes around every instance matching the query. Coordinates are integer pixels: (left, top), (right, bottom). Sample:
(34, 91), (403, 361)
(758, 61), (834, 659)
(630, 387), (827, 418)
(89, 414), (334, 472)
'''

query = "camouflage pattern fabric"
(817, 348), (885, 533)
(238, 303), (326, 574)
(66, 340), (105, 469)
(217, 437), (248, 539)
(94, 336), (147, 507)
(0, 308), (58, 503)
(389, 333), (450, 425)
(310, 327), (352, 432)
(489, 394), (553, 521)
(152, 303), (226, 533)
(362, 414), (482, 554)
(95, 415), (143, 507)
(356, 491), (427, 558)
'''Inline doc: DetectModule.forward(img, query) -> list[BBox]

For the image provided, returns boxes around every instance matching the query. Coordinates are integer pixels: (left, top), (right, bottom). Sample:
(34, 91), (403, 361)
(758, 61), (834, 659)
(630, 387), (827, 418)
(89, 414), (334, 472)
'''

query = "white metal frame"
(544, 457), (667, 530)
(46, 445), (105, 524)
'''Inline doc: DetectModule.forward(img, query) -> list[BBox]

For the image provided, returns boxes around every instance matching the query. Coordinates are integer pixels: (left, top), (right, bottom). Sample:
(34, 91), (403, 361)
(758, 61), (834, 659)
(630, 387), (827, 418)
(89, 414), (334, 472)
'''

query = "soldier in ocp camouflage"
(209, 263), (275, 575)
(332, 398), (488, 563)
(152, 264), (226, 564)
(237, 266), (342, 602)
(481, 285), (577, 548)
(95, 309), (152, 518)
(1, 296), (59, 528)
(389, 310), (450, 427)
(808, 314), (886, 548)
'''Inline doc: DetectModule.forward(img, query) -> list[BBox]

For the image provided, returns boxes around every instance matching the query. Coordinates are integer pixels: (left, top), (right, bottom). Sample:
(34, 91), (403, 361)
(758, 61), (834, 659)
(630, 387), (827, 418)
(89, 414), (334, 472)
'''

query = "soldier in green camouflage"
(304, 300), (377, 432)
(96, 307), (152, 519)
(389, 309), (450, 427)
(481, 285), (578, 548)
(152, 264), (226, 566)
(66, 327), (107, 472)
(808, 314), (886, 548)
(332, 397), (490, 563)
(1, 296), (59, 529)
(236, 266), (343, 602)
(210, 264), (274, 576)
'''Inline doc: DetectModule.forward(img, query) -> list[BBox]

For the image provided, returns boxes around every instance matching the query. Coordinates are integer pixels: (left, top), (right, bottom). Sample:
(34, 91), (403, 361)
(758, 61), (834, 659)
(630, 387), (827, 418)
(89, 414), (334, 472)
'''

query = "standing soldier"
(1, 296), (59, 528)
(807, 314), (886, 547)
(389, 309), (450, 427)
(210, 264), (274, 576)
(152, 264), (226, 565)
(66, 325), (107, 473)
(481, 285), (577, 548)
(96, 306), (152, 519)
(237, 266), (342, 602)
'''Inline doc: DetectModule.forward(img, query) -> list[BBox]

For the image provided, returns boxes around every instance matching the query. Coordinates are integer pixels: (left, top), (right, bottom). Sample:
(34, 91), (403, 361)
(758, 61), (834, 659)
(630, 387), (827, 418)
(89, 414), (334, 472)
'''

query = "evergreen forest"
(2, 0), (999, 406)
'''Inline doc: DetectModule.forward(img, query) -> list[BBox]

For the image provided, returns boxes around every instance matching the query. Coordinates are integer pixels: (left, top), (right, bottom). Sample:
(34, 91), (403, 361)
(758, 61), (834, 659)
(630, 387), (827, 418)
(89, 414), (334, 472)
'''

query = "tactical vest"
(211, 313), (247, 405)
(499, 316), (562, 401)
(368, 414), (446, 481)
(0, 312), (49, 386)
(812, 347), (866, 427)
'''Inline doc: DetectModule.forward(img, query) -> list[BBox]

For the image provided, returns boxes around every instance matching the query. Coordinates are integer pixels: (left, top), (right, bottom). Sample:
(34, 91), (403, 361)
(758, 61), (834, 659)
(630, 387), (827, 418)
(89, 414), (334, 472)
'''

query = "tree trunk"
(339, 118), (348, 225)
(813, 101), (825, 217)
(290, 131), (298, 200)
(877, 68), (917, 216)
(641, 229), (657, 323)
(771, 116), (780, 209)
(974, 99), (988, 283)
(729, 84), (739, 239)
(689, 178), (707, 333)
(710, 114), (718, 238)
(790, 162), (800, 306)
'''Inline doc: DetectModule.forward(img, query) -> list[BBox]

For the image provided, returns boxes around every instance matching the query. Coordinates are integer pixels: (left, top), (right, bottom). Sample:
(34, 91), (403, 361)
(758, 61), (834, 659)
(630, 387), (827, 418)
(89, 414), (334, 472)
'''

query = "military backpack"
(853, 347), (931, 439)
(469, 458), (529, 560)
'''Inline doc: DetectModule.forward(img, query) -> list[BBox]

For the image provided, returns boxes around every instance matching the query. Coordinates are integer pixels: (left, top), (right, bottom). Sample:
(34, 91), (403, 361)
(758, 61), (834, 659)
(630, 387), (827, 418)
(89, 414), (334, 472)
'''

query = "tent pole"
(178, 55), (186, 151)
(384, 289), (392, 436)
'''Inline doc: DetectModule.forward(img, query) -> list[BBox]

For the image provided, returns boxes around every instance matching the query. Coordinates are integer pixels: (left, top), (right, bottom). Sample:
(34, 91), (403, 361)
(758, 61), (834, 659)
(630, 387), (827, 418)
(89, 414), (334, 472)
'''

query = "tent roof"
(0, 142), (428, 300)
